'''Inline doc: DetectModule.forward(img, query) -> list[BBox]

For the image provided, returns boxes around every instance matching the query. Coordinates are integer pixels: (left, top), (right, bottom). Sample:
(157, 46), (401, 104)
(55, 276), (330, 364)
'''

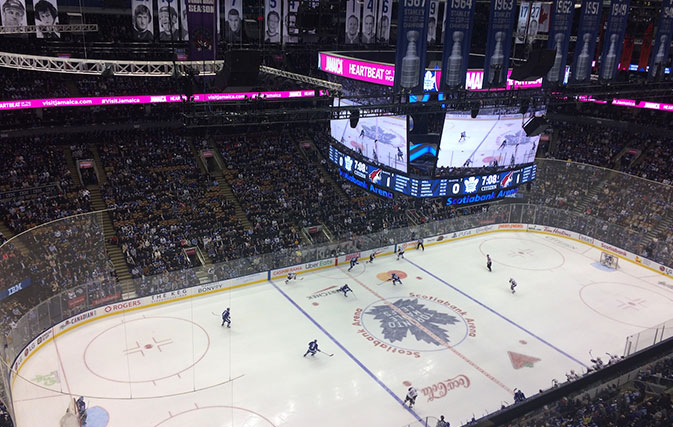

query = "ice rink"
(437, 112), (540, 168)
(11, 231), (673, 427)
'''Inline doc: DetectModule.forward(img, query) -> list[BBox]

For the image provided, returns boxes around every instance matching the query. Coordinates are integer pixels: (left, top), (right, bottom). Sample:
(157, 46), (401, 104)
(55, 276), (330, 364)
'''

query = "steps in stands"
(62, 146), (83, 188)
(90, 146), (109, 185)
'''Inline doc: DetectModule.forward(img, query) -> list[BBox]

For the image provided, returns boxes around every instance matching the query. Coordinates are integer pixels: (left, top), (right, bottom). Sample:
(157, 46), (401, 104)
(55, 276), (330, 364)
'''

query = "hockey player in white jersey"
(396, 246), (405, 260)
(285, 272), (297, 284)
(509, 278), (517, 294)
(403, 386), (418, 408)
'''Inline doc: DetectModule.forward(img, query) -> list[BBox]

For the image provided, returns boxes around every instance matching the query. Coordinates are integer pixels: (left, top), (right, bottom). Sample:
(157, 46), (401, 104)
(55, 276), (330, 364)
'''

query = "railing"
(624, 317), (673, 356)
(1, 159), (672, 424)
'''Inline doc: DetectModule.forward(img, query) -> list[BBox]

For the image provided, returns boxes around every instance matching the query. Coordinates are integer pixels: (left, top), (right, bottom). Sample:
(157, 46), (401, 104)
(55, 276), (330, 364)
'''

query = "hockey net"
(600, 252), (619, 269)
(59, 398), (81, 427)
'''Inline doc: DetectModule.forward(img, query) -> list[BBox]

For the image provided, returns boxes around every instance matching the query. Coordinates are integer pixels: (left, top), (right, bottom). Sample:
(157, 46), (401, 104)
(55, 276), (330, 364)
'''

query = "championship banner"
(264, 0), (281, 43)
(34, 0), (60, 38)
(598, 0), (631, 81)
(393, 0), (431, 93)
(158, 0), (180, 41)
(361, 0), (376, 44)
(180, 0), (189, 40)
(187, 0), (216, 60)
(376, 0), (392, 43)
(571, 0), (603, 83)
(427, 0), (439, 44)
(440, 0), (477, 90)
(345, 0), (361, 44)
(649, 0), (673, 80)
(223, 0), (242, 43)
(545, 0), (575, 85)
(482, 0), (517, 88)
(1, 0), (27, 28)
(283, 0), (299, 44)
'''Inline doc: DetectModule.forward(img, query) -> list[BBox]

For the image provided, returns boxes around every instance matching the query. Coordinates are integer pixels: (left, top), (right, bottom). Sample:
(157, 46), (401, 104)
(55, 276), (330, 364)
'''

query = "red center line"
(344, 269), (514, 395)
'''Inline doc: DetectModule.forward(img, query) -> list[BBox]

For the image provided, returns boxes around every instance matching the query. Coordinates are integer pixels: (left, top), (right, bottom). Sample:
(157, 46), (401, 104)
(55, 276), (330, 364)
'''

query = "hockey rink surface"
(11, 231), (673, 427)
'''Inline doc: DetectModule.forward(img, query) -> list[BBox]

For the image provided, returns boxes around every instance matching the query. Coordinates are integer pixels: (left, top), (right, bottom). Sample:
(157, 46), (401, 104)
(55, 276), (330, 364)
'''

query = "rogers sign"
(104, 300), (142, 313)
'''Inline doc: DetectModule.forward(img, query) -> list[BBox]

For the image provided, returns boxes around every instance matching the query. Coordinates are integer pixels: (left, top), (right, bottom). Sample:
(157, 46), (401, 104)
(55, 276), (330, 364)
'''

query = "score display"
(329, 145), (536, 198)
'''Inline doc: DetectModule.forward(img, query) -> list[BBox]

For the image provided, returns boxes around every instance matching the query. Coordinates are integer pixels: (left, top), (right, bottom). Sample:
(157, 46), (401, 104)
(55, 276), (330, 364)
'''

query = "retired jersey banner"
(223, 0), (242, 43)
(283, 0), (299, 43)
(361, 0), (376, 44)
(34, 0), (60, 38)
(649, 0), (673, 80)
(158, 0), (180, 41)
(264, 0), (281, 43)
(131, 0), (154, 41)
(483, 0), (517, 88)
(598, 0), (631, 81)
(545, 0), (575, 85)
(571, 0), (602, 83)
(515, 1), (530, 44)
(441, 0), (477, 90)
(393, 0), (431, 93)
(376, 0), (392, 43)
(345, 0), (362, 44)
(187, 0), (216, 60)
(427, 0), (439, 44)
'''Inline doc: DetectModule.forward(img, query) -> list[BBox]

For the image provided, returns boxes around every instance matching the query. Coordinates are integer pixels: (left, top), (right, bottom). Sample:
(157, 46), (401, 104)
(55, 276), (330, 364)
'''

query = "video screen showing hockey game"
(436, 108), (544, 169)
(330, 98), (408, 172)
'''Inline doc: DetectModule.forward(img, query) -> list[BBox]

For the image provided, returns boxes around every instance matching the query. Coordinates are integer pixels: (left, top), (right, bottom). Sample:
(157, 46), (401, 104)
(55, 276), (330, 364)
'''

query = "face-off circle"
(153, 405), (276, 427)
(84, 316), (210, 385)
(479, 237), (565, 270)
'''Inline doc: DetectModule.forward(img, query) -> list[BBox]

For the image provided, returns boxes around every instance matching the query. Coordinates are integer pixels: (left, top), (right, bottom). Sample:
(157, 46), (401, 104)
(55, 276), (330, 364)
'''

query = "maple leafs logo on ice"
(463, 176), (479, 193)
(365, 298), (460, 345)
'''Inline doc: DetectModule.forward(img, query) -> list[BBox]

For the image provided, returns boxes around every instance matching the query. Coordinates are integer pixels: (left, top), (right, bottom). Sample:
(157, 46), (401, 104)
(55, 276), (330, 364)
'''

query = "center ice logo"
(360, 124), (400, 145)
(366, 298), (461, 346)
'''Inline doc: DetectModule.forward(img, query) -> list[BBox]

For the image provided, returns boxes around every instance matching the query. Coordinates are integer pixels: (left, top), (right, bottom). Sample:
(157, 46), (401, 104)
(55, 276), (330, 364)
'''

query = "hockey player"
(396, 246), (405, 260)
(285, 272), (297, 284)
(338, 284), (353, 297)
(403, 386), (418, 408)
(458, 131), (466, 144)
(367, 252), (376, 263)
(390, 273), (402, 286)
(416, 238), (424, 251)
(221, 307), (231, 327)
(486, 254), (492, 272)
(509, 278), (517, 294)
(397, 147), (404, 161)
(303, 339), (319, 357)
(348, 257), (359, 271)
(76, 396), (86, 420)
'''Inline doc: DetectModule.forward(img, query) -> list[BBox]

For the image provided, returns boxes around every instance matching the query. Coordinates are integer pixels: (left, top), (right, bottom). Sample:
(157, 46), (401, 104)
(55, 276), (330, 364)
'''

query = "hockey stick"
(318, 349), (334, 357)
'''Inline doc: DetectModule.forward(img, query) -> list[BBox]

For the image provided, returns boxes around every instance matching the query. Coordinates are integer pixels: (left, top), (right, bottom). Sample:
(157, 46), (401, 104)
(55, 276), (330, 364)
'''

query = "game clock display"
(329, 145), (535, 198)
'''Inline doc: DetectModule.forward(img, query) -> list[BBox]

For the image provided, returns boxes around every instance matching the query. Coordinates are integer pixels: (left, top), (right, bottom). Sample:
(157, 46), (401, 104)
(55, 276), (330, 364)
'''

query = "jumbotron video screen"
(330, 98), (408, 173)
(436, 108), (544, 169)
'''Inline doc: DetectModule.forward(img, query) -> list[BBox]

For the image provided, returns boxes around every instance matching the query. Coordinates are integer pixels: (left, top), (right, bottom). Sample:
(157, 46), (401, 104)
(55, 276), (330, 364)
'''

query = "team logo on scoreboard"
(463, 176), (479, 193)
(500, 171), (514, 188)
(342, 155), (353, 172)
(369, 168), (382, 184)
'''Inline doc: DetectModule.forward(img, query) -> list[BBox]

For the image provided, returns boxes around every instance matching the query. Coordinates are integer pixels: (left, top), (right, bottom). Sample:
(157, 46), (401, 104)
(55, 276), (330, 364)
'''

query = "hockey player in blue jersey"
(338, 284), (353, 297)
(348, 257), (358, 271)
(221, 308), (231, 327)
(390, 273), (402, 286)
(303, 339), (319, 357)
(396, 246), (405, 260)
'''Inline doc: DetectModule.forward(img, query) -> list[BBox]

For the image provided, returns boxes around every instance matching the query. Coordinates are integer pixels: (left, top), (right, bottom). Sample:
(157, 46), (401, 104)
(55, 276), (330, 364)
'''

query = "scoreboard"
(329, 145), (536, 199)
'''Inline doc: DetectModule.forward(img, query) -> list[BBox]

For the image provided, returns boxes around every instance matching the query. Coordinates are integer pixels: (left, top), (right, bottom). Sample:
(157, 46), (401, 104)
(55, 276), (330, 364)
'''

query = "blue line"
(404, 259), (589, 369)
(467, 119), (499, 163)
(268, 280), (423, 422)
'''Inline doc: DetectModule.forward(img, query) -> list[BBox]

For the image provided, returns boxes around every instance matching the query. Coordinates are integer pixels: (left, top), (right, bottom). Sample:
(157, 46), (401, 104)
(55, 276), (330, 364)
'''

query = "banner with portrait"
(648, 0), (673, 80)
(482, 0), (517, 89)
(131, 0), (154, 42)
(440, 0), (477, 90)
(223, 0), (242, 43)
(515, 2), (541, 44)
(187, 0), (216, 60)
(393, 0), (431, 93)
(0, 0), (27, 29)
(598, 0), (631, 81)
(361, 0), (376, 44)
(345, 0), (361, 44)
(34, 0), (60, 39)
(570, 0), (602, 83)
(426, 0), (439, 44)
(376, 0), (392, 43)
(264, 0), (281, 43)
(180, 0), (189, 40)
(544, 0), (575, 85)
(158, 0), (180, 41)
(283, 0), (299, 44)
